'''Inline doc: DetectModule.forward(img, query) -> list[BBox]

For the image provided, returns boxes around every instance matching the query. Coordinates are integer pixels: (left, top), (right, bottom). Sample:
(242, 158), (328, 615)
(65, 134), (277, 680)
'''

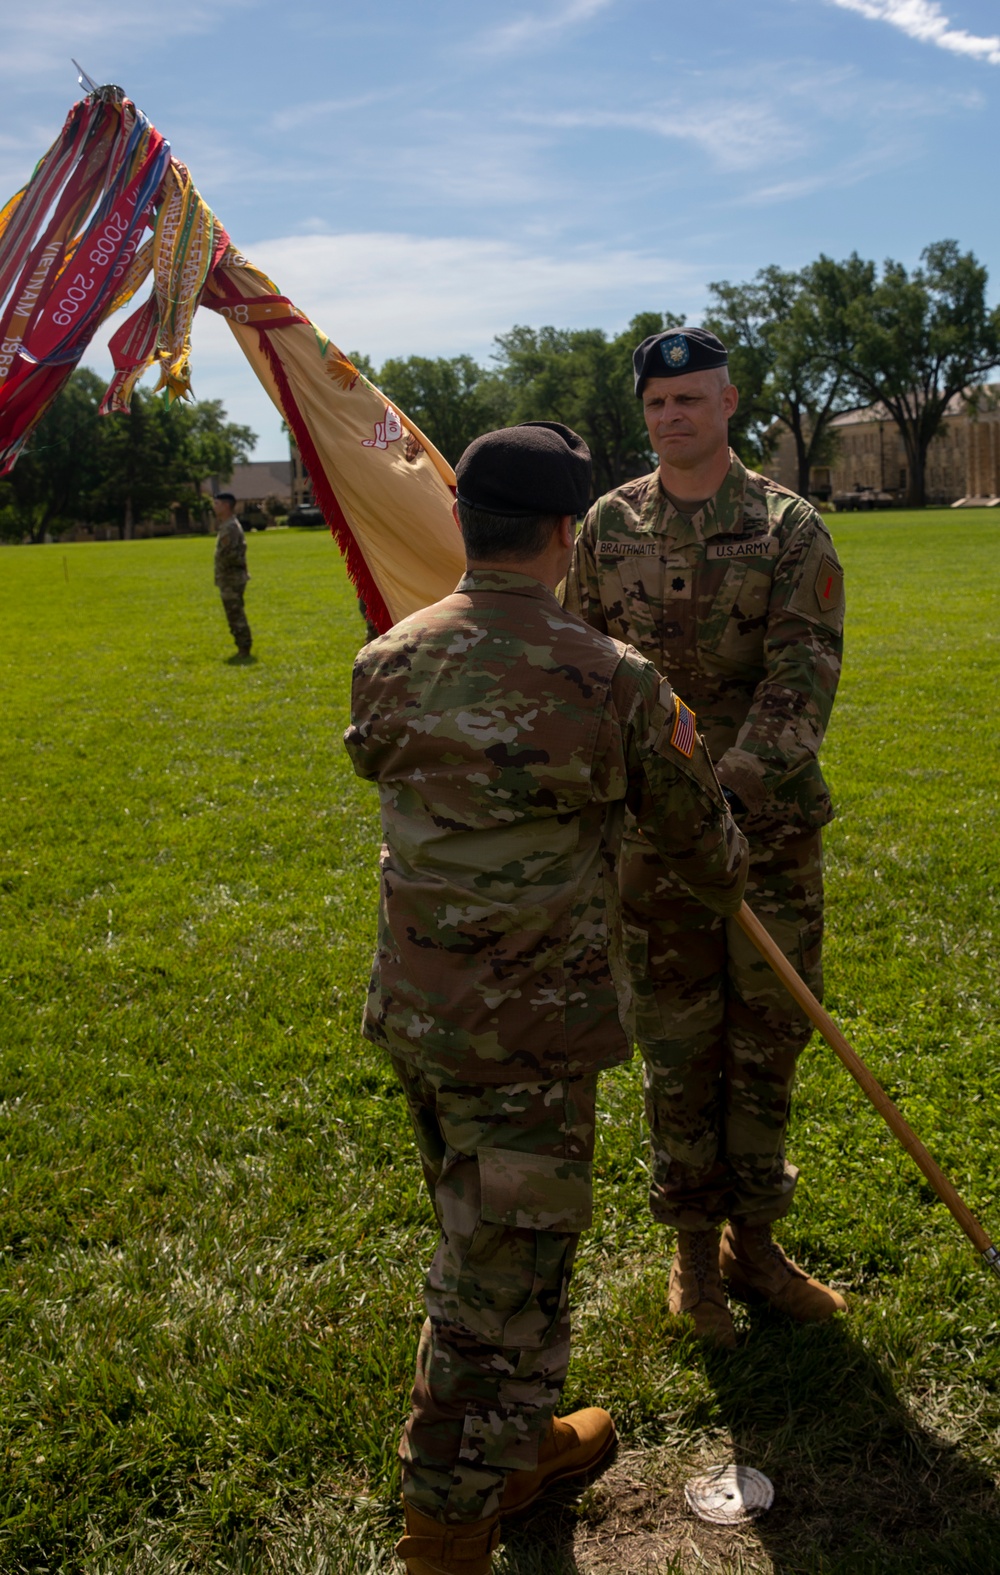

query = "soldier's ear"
(452, 501), (461, 528)
(556, 515), (575, 549)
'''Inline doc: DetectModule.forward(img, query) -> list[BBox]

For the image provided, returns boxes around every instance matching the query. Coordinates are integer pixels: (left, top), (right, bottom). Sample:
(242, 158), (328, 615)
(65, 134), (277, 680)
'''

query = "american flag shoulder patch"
(670, 695), (696, 758)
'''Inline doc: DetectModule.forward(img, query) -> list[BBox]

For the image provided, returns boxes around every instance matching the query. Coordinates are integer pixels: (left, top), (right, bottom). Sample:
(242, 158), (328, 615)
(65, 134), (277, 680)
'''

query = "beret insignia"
(633, 326), (727, 394)
(661, 334), (690, 370)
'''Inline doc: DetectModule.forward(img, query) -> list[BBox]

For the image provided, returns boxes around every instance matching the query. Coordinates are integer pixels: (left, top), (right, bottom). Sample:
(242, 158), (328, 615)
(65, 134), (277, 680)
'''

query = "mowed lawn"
(0, 512), (998, 1575)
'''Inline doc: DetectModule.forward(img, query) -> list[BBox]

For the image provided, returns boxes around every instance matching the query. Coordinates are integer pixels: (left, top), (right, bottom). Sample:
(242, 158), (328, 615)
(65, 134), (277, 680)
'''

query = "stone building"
(289, 436), (314, 508)
(207, 459), (293, 525)
(762, 386), (1000, 506)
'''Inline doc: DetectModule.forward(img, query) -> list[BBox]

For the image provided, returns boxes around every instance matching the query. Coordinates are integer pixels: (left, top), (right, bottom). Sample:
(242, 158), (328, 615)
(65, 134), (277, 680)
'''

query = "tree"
(809, 241), (1000, 505)
(706, 267), (846, 494)
(0, 372), (256, 540)
(492, 312), (679, 499)
(162, 397), (257, 530)
(94, 391), (255, 538)
(373, 354), (512, 466)
(347, 351), (377, 382)
(0, 370), (106, 542)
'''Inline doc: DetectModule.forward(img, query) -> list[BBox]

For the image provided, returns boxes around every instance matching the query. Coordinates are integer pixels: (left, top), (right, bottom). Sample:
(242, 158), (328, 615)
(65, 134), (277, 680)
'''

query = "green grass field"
(1, 511), (998, 1575)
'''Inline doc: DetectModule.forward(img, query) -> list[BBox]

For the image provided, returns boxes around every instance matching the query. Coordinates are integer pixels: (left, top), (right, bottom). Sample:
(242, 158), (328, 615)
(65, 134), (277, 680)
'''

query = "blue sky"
(3, 0), (1000, 456)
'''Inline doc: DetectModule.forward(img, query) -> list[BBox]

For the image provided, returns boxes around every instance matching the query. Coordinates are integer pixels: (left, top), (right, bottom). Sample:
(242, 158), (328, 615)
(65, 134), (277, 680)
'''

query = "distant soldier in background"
(565, 327), (847, 1347)
(213, 492), (252, 658)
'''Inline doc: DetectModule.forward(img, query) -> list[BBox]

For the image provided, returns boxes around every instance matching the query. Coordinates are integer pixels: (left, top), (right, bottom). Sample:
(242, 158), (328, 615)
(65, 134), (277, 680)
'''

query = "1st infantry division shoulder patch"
(815, 555), (844, 613)
(671, 695), (696, 757)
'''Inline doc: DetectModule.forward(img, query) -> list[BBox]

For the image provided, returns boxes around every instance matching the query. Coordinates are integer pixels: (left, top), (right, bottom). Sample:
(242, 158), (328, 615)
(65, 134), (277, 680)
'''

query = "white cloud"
(518, 54), (982, 190)
(83, 228), (702, 455)
(472, 0), (615, 55)
(269, 92), (393, 135)
(391, 121), (566, 206)
(521, 102), (798, 174)
(828, 1), (1000, 65)
(234, 231), (697, 358)
(739, 127), (915, 202)
(3, 1), (253, 77)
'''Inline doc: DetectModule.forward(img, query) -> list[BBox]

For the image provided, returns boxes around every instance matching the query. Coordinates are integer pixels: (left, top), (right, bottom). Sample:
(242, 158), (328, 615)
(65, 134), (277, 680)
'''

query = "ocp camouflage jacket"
(214, 517), (248, 588)
(345, 569), (747, 1085)
(563, 452), (844, 833)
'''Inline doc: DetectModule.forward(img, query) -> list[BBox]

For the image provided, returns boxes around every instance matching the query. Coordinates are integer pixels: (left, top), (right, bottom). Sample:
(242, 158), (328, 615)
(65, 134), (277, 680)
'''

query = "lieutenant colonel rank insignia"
(661, 334), (690, 370)
(670, 695), (696, 757)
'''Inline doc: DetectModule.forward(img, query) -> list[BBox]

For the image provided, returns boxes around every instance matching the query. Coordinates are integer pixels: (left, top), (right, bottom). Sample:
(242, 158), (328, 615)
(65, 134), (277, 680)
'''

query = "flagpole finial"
(71, 59), (99, 93)
(71, 64), (126, 105)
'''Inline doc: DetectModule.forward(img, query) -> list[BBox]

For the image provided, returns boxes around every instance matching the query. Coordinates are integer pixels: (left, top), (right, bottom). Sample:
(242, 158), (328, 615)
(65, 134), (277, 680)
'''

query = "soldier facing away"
(213, 491), (252, 658)
(345, 421), (748, 1574)
(563, 327), (847, 1347)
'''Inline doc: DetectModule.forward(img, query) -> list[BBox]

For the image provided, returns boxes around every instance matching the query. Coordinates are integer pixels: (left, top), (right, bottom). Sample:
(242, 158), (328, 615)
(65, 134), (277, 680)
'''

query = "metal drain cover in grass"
(684, 1464), (774, 1524)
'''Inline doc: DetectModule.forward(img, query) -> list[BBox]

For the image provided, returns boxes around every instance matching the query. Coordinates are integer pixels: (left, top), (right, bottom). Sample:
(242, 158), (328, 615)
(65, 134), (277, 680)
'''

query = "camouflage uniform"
(345, 568), (747, 1523)
(564, 451), (844, 1229)
(214, 515), (252, 653)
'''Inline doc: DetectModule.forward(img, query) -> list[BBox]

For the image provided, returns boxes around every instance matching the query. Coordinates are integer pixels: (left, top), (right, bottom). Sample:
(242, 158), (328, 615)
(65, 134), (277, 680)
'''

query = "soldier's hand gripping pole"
(736, 901), (1000, 1284)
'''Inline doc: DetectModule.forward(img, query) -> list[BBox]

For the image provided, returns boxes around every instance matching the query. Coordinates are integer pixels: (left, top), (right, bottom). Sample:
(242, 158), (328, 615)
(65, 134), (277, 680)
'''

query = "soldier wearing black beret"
(455, 418), (592, 517)
(346, 419), (748, 1571)
(632, 326), (730, 389)
(564, 326), (847, 1346)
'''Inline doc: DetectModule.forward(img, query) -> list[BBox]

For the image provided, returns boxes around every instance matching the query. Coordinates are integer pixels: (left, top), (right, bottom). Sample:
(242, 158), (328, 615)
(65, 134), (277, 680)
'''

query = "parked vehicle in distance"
(832, 484), (896, 511)
(287, 504), (326, 528)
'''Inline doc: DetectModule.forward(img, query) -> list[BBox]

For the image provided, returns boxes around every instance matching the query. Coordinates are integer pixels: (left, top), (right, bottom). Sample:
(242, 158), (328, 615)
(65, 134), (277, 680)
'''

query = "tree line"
(369, 239), (1000, 508)
(0, 370), (255, 543)
(5, 237), (997, 535)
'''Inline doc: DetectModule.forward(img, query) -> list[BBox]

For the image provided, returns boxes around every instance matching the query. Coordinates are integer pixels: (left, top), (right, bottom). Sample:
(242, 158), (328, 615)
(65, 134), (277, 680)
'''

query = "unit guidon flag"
(0, 87), (463, 633)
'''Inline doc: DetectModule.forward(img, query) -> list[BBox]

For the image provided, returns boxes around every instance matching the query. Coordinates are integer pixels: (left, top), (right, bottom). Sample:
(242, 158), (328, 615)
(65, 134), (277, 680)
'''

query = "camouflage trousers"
(389, 1051), (597, 1525)
(218, 582), (251, 652)
(621, 826), (824, 1230)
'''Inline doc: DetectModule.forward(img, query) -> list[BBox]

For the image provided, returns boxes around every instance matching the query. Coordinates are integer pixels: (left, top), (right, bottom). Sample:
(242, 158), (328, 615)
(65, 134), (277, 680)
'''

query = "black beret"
(633, 327), (729, 395)
(455, 421), (592, 517)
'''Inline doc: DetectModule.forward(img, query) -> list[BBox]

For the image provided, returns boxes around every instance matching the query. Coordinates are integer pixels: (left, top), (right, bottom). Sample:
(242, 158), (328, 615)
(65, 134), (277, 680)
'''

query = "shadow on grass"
(701, 1311), (1000, 1574)
(495, 1490), (588, 1575)
(499, 1312), (1000, 1574)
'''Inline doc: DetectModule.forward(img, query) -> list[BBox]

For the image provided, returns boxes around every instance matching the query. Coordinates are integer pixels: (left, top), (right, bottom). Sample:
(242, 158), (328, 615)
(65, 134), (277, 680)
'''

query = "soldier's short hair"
(456, 499), (561, 562)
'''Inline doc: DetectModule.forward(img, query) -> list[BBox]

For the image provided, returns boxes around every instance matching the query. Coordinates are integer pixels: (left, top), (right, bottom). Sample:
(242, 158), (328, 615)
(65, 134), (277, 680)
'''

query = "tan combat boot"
(499, 1406), (617, 1517)
(720, 1223), (847, 1322)
(395, 1502), (500, 1574)
(668, 1228), (737, 1348)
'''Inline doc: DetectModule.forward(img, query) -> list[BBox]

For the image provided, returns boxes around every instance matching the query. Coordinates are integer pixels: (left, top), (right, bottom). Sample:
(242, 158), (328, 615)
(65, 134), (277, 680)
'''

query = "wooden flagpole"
(736, 901), (1000, 1282)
